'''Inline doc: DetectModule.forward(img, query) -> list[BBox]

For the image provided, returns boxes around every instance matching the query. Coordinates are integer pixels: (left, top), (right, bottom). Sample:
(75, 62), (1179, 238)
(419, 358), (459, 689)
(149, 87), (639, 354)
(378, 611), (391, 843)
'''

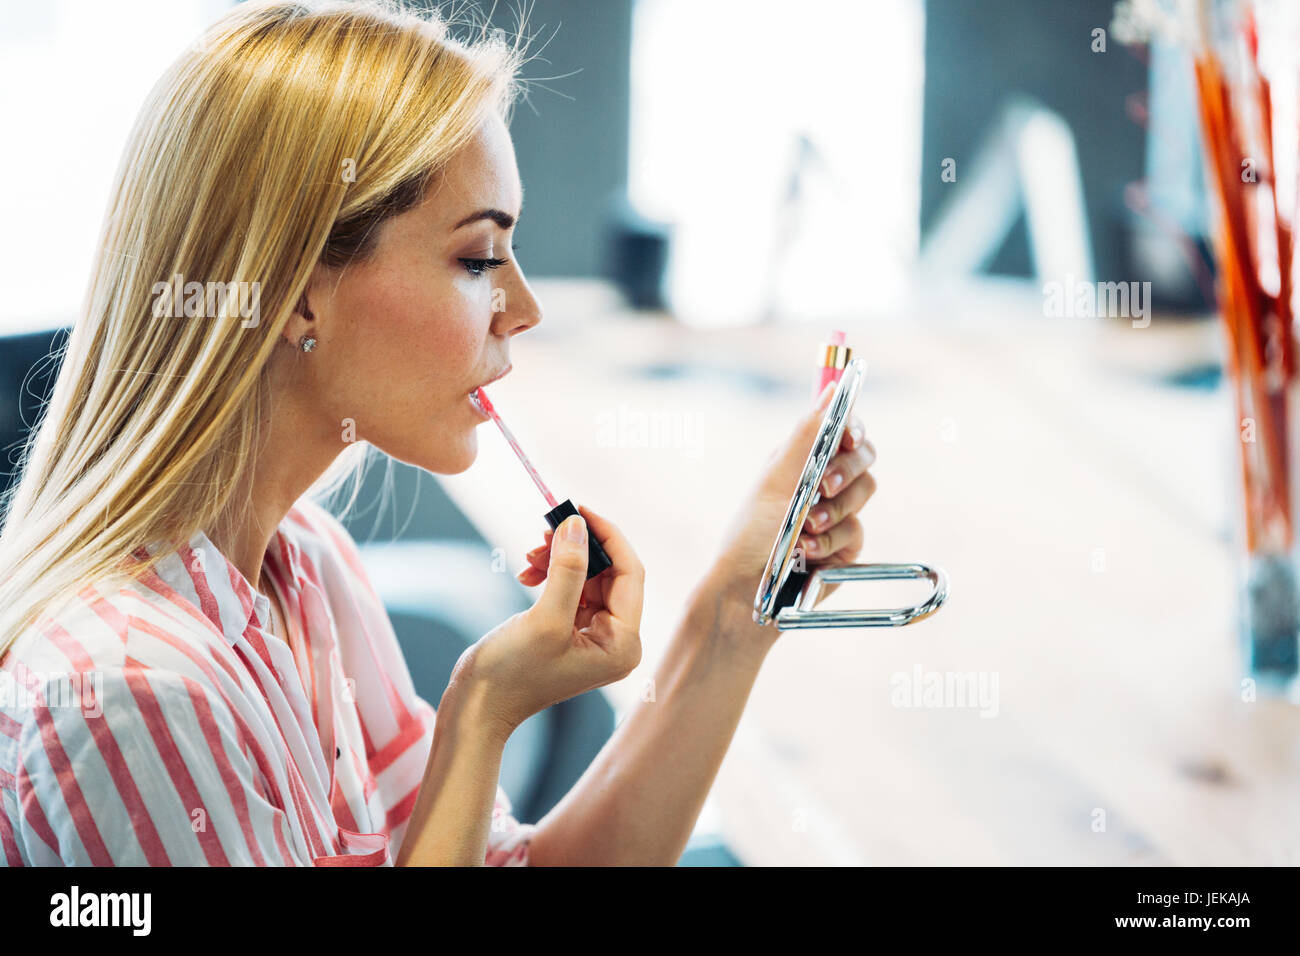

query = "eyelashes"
(459, 256), (507, 277)
(459, 241), (520, 278)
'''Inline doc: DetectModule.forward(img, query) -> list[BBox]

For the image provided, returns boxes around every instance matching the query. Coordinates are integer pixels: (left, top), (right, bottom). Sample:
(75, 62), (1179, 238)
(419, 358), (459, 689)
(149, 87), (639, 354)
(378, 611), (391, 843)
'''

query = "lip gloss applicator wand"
(470, 385), (613, 579)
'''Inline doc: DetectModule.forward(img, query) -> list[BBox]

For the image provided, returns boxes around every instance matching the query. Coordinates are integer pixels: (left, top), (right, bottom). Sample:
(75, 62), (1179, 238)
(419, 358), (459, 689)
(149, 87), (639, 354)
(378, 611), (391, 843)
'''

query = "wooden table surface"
(438, 276), (1300, 866)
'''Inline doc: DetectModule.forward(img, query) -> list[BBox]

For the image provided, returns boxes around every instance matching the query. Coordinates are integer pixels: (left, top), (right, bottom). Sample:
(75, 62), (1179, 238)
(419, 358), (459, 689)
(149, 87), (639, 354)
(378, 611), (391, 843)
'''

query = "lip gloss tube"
(471, 386), (613, 579)
(807, 329), (854, 519)
(813, 329), (852, 400)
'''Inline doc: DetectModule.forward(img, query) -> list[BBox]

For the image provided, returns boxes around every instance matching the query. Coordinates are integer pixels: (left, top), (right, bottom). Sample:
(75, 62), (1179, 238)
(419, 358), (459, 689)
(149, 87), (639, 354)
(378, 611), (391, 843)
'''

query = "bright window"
(628, 0), (926, 327)
(0, 0), (230, 335)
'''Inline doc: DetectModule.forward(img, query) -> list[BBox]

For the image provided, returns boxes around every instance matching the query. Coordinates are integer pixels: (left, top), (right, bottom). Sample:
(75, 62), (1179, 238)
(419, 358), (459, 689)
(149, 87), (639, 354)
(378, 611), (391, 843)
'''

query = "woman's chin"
(392, 415), (479, 474)
(428, 428), (477, 475)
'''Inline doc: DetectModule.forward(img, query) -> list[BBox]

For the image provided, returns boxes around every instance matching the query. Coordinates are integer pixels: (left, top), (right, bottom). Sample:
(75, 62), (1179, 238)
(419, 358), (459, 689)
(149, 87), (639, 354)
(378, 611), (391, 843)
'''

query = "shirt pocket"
(313, 827), (390, 867)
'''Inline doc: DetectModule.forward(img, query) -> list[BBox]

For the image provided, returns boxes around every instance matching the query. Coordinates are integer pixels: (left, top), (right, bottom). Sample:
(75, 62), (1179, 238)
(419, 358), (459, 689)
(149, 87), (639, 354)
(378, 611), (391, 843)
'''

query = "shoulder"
(2, 579), (259, 740)
(3, 569), (236, 681)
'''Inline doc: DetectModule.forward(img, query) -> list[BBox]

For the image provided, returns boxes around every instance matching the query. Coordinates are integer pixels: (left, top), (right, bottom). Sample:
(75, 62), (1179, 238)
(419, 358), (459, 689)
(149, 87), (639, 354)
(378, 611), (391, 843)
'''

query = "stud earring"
(298, 334), (317, 353)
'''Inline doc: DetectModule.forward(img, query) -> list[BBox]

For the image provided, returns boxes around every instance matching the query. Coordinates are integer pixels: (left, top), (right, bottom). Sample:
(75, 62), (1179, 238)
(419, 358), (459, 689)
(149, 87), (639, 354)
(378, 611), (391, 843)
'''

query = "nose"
(491, 265), (543, 338)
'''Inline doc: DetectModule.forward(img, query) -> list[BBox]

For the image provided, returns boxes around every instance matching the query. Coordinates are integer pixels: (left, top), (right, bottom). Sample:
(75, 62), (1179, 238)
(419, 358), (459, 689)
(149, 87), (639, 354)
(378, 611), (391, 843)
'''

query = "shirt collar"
(143, 515), (305, 645)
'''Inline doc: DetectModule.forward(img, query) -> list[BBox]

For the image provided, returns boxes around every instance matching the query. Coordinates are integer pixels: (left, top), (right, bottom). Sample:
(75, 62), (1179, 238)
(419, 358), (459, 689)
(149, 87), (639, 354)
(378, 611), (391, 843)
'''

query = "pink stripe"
(86, 589), (131, 648)
(134, 563), (227, 642)
(117, 625), (298, 858)
(359, 713), (377, 757)
(123, 669), (231, 865)
(242, 741), (297, 865)
(367, 713), (428, 777)
(313, 826), (388, 866)
(295, 538), (410, 723)
(313, 846), (387, 866)
(182, 676), (277, 866)
(309, 508), (383, 605)
(0, 712), (20, 740)
(0, 796), (22, 866)
(226, 634), (328, 860)
(32, 704), (114, 865)
(300, 546), (411, 725)
(271, 537), (318, 728)
(348, 747), (378, 803)
(37, 618), (96, 677)
(74, 673), (171, 866)
(384, 782), (420, 833)
(9, 660), (42, 696)
(16, 754), (60, 858)
(125, 603), (245, 692)
(224, 559), (258, 633)
(179, 543), (226, 635)
(328, 772), (362, 834)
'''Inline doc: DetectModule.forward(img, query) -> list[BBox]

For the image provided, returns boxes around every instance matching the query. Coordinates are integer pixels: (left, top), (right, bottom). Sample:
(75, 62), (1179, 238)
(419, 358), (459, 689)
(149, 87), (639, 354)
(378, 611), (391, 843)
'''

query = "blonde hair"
(0, 0), (528, 660)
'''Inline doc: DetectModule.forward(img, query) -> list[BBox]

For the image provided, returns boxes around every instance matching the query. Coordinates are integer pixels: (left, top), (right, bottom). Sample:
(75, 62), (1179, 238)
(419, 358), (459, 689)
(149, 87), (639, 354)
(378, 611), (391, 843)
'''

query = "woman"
(0, 0), (876, 866)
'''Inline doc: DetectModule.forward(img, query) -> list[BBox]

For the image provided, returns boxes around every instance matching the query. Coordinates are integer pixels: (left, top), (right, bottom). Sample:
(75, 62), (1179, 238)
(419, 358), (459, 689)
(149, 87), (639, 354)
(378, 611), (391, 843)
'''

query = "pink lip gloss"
(813, 329), (852, 399)
(471, 386), (613, 579)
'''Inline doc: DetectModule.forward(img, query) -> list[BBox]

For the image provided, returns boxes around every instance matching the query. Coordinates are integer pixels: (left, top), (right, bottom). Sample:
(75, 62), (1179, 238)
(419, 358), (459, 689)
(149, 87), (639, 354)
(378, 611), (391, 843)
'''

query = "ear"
(282, 266), (327, 349)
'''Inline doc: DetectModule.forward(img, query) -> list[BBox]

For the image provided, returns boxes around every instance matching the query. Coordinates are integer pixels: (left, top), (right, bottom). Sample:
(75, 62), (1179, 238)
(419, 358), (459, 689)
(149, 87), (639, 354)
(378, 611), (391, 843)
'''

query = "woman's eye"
(459, 256), (509, 278)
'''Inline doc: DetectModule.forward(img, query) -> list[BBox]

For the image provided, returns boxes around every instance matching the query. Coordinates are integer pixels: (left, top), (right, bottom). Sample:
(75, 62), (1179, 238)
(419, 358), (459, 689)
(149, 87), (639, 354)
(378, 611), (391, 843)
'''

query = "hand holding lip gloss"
(774, 330), (860, 610)
(471, 386), (613, 580)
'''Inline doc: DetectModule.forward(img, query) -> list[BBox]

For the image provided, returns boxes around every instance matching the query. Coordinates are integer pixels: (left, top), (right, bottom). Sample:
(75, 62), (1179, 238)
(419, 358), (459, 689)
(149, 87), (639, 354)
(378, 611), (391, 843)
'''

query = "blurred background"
(2, 0), (1296, 865)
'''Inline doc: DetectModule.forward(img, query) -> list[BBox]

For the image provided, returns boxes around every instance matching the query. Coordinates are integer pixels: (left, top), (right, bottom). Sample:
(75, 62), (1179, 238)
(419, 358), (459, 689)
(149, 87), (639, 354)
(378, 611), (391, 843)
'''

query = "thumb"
(778, 380), (837, 464)
(812, 379), (837, 417)
(535, 514), (589, 622)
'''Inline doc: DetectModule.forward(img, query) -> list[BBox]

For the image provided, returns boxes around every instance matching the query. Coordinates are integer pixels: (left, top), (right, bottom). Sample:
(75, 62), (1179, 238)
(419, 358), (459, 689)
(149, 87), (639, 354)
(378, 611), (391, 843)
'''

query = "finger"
(582, 573), (606, 607)
(798, 513), (864, 563)
(803, 471), (877, 534)
(576, 504), (644, 629)
(523, 563), (608, 610)
(516, 565), (546, 586)
(770, 382), (842, 475)
(522, 531), (553, 558)
(819, 442), (875, 498)
(839, 416), (866, 451)
(533, 514), (590, 622)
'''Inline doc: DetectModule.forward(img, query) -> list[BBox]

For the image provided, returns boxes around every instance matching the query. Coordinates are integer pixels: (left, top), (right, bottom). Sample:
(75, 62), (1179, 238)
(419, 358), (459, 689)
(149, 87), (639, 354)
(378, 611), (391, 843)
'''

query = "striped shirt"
(0, 498), (535, 866)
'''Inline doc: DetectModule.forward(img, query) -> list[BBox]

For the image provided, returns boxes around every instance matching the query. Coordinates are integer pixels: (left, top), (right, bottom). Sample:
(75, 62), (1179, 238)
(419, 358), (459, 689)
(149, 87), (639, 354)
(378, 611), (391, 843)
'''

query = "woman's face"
(293, 112), (541, 474)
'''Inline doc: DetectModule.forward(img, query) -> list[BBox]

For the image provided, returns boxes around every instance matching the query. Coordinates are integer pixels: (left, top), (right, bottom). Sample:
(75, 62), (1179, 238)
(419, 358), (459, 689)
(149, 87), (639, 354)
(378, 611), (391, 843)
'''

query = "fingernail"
(823, 472), (842, 495)
(564, 515), (586, 543)
(801, 536), (820, 556)
(850, 424), (864, 446)
(810, 507), (828, 529)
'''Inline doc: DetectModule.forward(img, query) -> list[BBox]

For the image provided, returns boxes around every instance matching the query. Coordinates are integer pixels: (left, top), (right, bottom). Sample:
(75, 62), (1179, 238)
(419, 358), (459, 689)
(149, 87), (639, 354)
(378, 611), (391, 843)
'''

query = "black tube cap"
(543, 498), (613, 579)
(774, 568), (810, 612)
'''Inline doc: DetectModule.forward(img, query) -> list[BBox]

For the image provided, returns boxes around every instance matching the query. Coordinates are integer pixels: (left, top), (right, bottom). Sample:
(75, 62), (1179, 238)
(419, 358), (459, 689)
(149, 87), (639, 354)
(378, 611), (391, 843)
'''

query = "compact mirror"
(752, 357), (949, 629)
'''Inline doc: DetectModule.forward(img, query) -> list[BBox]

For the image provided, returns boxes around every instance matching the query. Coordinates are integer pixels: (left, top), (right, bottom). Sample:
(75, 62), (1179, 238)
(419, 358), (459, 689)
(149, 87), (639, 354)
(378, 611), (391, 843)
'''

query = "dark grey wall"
(486, 0), (634, 277)
(920, 0), (1148, 280)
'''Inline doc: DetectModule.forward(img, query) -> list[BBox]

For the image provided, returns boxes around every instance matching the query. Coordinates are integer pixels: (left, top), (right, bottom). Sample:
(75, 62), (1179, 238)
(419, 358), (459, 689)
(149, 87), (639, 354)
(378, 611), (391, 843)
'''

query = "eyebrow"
(452, 187), (524, 232)
(453, 208), (516, 230)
